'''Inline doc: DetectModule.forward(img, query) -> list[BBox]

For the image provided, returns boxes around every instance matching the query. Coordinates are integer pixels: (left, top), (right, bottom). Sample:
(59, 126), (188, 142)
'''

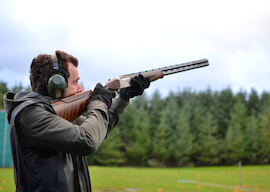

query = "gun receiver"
(52, 59), (209, 121)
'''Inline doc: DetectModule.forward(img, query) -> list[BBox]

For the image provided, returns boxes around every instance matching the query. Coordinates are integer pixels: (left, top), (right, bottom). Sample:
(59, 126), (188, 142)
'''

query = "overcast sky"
(0, 0), (269, 97)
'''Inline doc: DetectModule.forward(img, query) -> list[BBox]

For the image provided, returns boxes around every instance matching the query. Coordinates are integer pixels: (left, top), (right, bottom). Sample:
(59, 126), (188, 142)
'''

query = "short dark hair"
(30, 50), (78, 96)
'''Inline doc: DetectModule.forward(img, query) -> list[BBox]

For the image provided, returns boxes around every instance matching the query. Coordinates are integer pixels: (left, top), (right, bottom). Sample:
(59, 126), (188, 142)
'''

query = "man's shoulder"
(4, 91), (53, 124)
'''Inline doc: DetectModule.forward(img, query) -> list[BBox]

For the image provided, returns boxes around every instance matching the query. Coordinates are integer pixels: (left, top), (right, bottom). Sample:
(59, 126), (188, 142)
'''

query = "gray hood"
(3, 91), (49, 123)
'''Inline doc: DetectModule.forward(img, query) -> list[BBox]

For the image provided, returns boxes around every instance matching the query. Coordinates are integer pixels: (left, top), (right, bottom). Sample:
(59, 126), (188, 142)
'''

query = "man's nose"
(77, 83), (83, 93)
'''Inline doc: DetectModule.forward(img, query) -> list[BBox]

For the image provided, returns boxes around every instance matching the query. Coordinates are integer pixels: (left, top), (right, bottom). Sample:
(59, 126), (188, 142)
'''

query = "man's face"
(64, 62), (83, 97)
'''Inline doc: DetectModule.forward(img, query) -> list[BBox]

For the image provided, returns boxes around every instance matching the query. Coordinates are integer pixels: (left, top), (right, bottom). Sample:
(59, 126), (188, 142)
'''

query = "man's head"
(30, 50), (83, 97)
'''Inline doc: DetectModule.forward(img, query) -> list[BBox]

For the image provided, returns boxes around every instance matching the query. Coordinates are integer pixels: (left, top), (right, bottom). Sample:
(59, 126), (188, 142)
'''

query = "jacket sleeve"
(74, 97), (129, 134)
(107, 97), (129, 133)
(19, 100), (112, 156)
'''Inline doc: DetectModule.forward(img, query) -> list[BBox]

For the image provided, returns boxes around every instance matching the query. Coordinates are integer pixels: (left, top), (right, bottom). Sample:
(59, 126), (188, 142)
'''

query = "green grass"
(0, 168), (14, 192)
(1, 165), (270, 192)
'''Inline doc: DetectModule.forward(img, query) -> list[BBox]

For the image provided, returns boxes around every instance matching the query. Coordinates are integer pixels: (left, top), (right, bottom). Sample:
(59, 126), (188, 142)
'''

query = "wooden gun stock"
(51, 59), (209, 122)
(51, 90), (92, 122)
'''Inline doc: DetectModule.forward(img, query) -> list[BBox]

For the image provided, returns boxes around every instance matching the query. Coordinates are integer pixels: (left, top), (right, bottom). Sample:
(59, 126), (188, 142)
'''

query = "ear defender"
(47, 54), (68, 98)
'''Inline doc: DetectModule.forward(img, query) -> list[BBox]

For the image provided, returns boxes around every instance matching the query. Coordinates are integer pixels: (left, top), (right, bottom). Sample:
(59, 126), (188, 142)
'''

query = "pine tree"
(197, 111), (220, 165)
(224, 98), (247, 164)
(148, 90), (164, 135)
(152, 109), (172, 166)
(117, 103), (136, 147)
(244, 111), (259, 164)
(164, 93), (179, 130)
(125, 107), (151, 165)
(258, 92), (270, 115)
(171, 107), (194, 166)
(258, 99), (270, 163)
(247, 88), (259, 116)
(216, 88), (234, 137)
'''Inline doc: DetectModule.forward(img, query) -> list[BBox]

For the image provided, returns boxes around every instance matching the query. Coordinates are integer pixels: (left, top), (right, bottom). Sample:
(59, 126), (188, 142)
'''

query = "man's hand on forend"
(120, 74), (150, 101)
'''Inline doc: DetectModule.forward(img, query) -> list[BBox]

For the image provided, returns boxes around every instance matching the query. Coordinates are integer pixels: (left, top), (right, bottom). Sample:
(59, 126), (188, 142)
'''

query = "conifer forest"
(88, 88), (270, 167)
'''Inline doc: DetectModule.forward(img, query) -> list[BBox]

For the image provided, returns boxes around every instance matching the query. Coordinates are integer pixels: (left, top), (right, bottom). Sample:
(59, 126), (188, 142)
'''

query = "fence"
(0, 110), (12, 167)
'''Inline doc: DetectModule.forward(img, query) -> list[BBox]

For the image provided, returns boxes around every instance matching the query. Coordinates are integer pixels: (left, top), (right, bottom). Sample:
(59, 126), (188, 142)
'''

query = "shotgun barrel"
(120, 59), (209, 77)
(105, 59), (209, 90)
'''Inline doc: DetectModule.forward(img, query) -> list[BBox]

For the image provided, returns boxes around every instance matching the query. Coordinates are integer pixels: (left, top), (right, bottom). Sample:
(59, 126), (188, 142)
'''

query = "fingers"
(119, 74), (151, 101)
(130, 74), (151, 95)
(130, 77), (144, 95)
(138, 74), (150, 88)
(131, 74), (150, 90)
(91, 83), (115, 108)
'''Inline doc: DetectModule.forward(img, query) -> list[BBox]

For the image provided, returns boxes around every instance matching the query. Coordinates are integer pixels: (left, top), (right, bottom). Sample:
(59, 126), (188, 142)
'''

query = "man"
(4, 50), (150, 192)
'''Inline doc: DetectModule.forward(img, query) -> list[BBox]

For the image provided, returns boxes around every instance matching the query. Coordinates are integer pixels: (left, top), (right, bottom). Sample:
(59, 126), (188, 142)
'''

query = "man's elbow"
(76, 141), (101, 156)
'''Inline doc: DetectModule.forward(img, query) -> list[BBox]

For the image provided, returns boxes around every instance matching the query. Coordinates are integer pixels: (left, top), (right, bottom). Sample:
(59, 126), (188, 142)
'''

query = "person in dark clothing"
(4, 50), (150, 192)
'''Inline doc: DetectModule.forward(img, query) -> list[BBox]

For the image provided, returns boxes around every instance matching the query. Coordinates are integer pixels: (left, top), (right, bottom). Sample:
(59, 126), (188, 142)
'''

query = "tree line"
(88, 87), (270, 167)
(1, 81), (270, 167)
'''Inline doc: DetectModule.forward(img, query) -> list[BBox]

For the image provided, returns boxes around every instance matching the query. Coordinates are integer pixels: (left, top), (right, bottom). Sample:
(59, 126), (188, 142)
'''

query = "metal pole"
(238, 161), (243, 187)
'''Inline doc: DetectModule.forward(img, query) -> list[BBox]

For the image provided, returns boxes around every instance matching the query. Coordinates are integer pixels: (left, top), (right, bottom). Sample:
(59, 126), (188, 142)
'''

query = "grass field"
(0, 165), (270, 192)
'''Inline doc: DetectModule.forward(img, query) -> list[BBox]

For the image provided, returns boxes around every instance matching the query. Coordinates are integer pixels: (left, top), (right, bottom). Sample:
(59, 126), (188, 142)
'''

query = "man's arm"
(107, 97), (129, 133)
(19, 100), (110, 156)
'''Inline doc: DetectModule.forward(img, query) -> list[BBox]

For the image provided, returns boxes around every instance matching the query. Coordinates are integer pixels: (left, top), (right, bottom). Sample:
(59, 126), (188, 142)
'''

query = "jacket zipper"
(72, 155), (81, 192)
(82, 157), (91, 192)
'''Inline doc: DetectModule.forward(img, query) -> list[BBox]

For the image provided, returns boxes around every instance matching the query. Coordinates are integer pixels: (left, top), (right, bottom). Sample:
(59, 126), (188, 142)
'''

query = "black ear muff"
(47, 54), (68, 98)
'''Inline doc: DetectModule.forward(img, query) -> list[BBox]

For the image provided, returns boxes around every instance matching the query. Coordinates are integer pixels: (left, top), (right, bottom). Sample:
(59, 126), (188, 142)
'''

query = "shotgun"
(51, 59), (209, 121)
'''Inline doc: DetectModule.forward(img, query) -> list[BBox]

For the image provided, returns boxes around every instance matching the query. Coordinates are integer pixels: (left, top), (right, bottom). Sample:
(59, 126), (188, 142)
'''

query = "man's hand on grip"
(90, 83), (115, 108)
(120, 74), (150, 101)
